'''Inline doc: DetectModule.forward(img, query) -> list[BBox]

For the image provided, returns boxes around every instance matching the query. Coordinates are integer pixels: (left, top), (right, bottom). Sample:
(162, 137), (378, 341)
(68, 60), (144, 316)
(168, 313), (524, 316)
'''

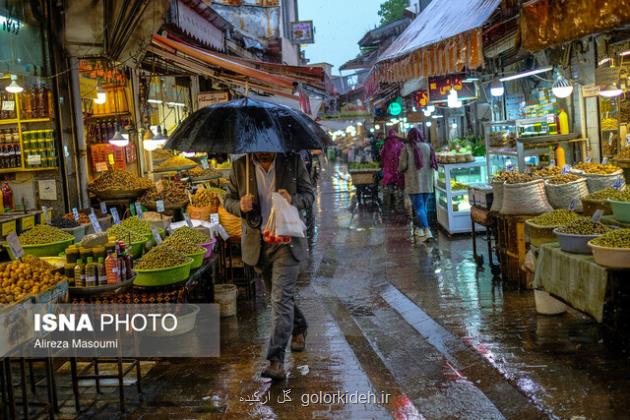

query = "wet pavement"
(42, 163), (630, 419)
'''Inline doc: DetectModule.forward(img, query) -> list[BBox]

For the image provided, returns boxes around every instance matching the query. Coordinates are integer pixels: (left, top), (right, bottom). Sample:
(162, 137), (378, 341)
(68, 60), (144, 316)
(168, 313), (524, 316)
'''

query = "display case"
(435, 158), (487, 234)
(484, 118), (587, 176)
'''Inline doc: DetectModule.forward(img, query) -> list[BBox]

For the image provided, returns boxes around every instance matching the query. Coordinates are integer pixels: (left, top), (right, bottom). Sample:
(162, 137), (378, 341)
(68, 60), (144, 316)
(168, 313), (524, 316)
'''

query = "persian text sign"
(428, 74), (476, 102)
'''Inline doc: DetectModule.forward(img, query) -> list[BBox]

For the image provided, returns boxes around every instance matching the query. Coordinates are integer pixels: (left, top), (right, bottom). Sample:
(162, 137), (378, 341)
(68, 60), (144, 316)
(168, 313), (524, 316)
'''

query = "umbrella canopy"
(165, 98), (330, 154)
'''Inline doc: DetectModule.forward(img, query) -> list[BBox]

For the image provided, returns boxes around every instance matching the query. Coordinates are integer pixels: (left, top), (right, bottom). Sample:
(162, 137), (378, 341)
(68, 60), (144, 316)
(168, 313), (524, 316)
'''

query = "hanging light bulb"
(600, 82), (624, 98)
(425, 121), (432, 127)
(152, 125), (168, 147)
(94, 85), (107, 104)
(552, 74), (574, 98)
(423, 108), (432, 117)
(5, 75), (23, 94)
(427, 105), (435, 113)
(109, 123), (129, 147)
(490, 77), (504, 97)
(143, 126), (159, 151)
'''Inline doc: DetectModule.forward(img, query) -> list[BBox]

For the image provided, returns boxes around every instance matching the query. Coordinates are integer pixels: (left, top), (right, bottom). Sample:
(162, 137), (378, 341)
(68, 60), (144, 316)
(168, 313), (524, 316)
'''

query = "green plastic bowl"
(133, 258), (193, 287)
(129, 239), (148, 259)
(609, 199), (630, 223)
(3, 237), (75, 260)
(187, 247), (207, 269)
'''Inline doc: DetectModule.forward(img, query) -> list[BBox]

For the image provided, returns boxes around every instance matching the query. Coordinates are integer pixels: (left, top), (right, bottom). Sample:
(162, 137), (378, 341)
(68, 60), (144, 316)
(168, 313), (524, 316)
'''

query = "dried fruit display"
(136, 246), (188, 270)
(532, 167), (561, 178)
(157, 156), (198, 170)
(573, 162), (621, 174)
(546, 174), (583, 185)
(140, 179), (189, 209)
(591, 229), (630, 248)
(88, 170), (152, 194)
(0, 256), (66, 304)
(528, 209), (579, 226)
(556, 218), (610, 235)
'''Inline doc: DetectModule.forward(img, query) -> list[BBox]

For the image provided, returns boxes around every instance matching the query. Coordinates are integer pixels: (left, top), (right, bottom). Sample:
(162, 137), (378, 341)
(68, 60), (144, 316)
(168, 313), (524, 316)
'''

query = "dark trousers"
(259, 243), (308, 363)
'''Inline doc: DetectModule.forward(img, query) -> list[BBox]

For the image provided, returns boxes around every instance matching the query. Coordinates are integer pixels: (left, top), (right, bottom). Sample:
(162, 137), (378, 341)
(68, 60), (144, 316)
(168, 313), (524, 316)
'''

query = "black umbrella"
(164, 97), (330, 153)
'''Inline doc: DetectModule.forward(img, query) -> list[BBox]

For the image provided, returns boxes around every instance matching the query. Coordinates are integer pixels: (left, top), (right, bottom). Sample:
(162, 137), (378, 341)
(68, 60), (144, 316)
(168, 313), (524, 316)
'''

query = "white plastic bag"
(272, 192), (306, 237)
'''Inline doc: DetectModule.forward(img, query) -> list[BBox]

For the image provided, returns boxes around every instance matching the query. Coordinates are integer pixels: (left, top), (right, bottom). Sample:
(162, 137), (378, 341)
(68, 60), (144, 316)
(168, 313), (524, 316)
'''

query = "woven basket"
(218, 206), (242, 238)
(544, 177), (588, 211)
(580, 197), (613, 216)
(501, 179), (553, 215)
(350, 171), (377, 185)
(490, 181), (504, 212)
(187, 204), (217, 221)
(525, 220), (560, 247)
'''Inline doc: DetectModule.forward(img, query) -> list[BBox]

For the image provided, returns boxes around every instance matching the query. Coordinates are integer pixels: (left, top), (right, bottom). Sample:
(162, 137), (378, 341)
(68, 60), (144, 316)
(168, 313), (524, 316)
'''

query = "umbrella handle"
(246, 154), (249, 196)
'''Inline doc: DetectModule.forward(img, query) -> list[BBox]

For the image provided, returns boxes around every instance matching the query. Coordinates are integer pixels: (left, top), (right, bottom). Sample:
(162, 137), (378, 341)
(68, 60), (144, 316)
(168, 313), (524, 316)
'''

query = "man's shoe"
(414, 227), (426, 238)
(291, 333), (306, 352)
(261, 361), (286, 380)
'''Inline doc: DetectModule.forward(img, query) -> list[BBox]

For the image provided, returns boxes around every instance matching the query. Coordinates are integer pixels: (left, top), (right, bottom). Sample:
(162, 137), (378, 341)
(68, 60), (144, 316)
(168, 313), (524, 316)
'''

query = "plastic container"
(588, 242), (630, 269)
(4, 237), (75, 260)
(128, 239), (148, 259)
(609, 200), (630, 223)
(214, 284), (238, 317)
(553, 228), (602, 254)
(61, 225), (87, 243)
(581, 197), (612, 217)
(134, 258), (193, 287)
(534, 290), (567, 315)
(188, 247), (207, 269)
(200, 238), (217, 259)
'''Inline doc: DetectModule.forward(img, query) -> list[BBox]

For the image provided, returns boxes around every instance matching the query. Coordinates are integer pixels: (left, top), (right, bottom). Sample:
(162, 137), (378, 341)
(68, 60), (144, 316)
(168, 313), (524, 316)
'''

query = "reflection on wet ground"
(69, 163), (630, 419)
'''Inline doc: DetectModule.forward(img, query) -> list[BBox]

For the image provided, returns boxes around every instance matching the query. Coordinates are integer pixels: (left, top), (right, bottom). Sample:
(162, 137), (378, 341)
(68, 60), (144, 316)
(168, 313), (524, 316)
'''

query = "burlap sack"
(490, 181), (504, 212)
(544, 177), (589, 211)
(501, 179), (553, 215)
(582, 170), (625, 193)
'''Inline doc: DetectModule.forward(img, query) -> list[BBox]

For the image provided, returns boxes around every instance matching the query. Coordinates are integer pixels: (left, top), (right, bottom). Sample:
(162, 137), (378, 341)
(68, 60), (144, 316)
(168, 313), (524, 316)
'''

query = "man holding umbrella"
(164, 98), (327, 380)
(224, 152), (314, 380)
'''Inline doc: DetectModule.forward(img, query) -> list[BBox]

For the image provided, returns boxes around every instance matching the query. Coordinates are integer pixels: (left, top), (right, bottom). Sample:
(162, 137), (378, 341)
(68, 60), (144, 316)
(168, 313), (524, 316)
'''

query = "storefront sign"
(197, 91), (229, 108)
(290, 21), (314, 44)
(413, 90), (429, 108)
(428, 74), (476, 103)
(581, 84), (600, 98)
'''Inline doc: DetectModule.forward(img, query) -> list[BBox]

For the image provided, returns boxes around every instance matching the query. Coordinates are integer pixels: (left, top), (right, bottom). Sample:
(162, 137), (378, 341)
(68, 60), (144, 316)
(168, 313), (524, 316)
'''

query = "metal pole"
(68, 57), (90, 208)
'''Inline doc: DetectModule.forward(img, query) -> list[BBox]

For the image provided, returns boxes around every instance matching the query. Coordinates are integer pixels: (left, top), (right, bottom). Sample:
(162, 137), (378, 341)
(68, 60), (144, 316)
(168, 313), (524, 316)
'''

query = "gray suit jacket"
(224, 154), (315, 267)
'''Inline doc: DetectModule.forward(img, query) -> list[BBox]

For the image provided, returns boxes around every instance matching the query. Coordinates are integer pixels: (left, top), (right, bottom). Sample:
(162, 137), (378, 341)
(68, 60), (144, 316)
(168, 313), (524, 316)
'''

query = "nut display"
(614, 148), (630, 161)
(190, 187), (220, 207)
(88, 170), (153, 193)
(183, 167), (220, 179)
(136, 246), (189, 270)
(556, 218), (610, 235)
(51, 215), (80, 228)
(140, 179), (188, 209)
(169, 226), (209, 244)
(532, 167), (562, 178)
(19, 225), (74, 245)
(528, 209), (579, 227)
(64, 212), (89, 224)
(591, 229), (630, 248)
(0, 256), (66, 304)
(586, 188), (629, 201)
(573, 162), (621, 174)
(107, 224), (146, 243)
(504, 173), (536, 184)
(546, 174), (583, 185)
(157, 155), (198, 170)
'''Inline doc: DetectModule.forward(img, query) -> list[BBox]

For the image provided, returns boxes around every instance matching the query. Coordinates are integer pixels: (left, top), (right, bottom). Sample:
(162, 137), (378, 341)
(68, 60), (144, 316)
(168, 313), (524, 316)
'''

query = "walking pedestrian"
(224, 153), (315, 380)
(380, 129), (405, 214)
(399, 126), (438, 240)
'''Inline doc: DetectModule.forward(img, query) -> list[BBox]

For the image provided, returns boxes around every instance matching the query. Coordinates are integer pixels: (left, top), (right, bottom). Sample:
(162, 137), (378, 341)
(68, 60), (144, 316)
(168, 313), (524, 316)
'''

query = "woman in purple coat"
(380, 129), (405, 214)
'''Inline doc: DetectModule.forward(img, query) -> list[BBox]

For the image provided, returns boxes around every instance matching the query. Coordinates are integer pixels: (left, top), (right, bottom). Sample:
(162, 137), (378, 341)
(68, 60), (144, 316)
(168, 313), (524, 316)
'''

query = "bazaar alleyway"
(67, 164), (630, 419)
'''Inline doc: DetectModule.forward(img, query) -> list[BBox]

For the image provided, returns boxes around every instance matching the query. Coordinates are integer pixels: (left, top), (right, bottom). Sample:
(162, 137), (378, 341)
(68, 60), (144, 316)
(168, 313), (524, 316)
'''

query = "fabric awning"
(521, 0), (630, 51)
(372, 0), (500, 86)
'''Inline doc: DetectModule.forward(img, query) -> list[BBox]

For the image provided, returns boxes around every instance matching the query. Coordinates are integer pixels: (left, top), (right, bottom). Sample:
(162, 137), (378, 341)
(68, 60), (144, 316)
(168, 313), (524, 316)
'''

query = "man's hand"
(240, 194), (254, 213)
(277, 189), (292, 204)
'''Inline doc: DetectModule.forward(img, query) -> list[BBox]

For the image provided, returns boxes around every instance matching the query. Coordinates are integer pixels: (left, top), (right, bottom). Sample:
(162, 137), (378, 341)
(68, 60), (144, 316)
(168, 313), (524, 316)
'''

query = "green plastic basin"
(129, 239), (148, 259)
(187, 247), (207, 269)
(609, 200), (630, 223)
(3, 237), (75, 260)
(133, 258), (193, 287)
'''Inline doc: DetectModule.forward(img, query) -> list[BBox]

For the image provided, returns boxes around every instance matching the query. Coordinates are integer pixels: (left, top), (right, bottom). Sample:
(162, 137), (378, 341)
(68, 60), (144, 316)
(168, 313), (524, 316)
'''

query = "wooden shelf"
(0, 166), (58, 174)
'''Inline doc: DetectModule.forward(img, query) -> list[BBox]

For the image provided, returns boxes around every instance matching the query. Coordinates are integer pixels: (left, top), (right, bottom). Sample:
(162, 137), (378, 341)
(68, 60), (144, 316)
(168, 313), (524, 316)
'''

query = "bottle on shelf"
(85, 257), (97, 287)
(2, 181), (14, 210)
(46, 85), (53, 118)
(22, 88), (32, 119)
(97, 257), (107, 286)
(105, 248), (120, 284)
(558, 109), (569, 135)
(74, 258), (85, 287)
